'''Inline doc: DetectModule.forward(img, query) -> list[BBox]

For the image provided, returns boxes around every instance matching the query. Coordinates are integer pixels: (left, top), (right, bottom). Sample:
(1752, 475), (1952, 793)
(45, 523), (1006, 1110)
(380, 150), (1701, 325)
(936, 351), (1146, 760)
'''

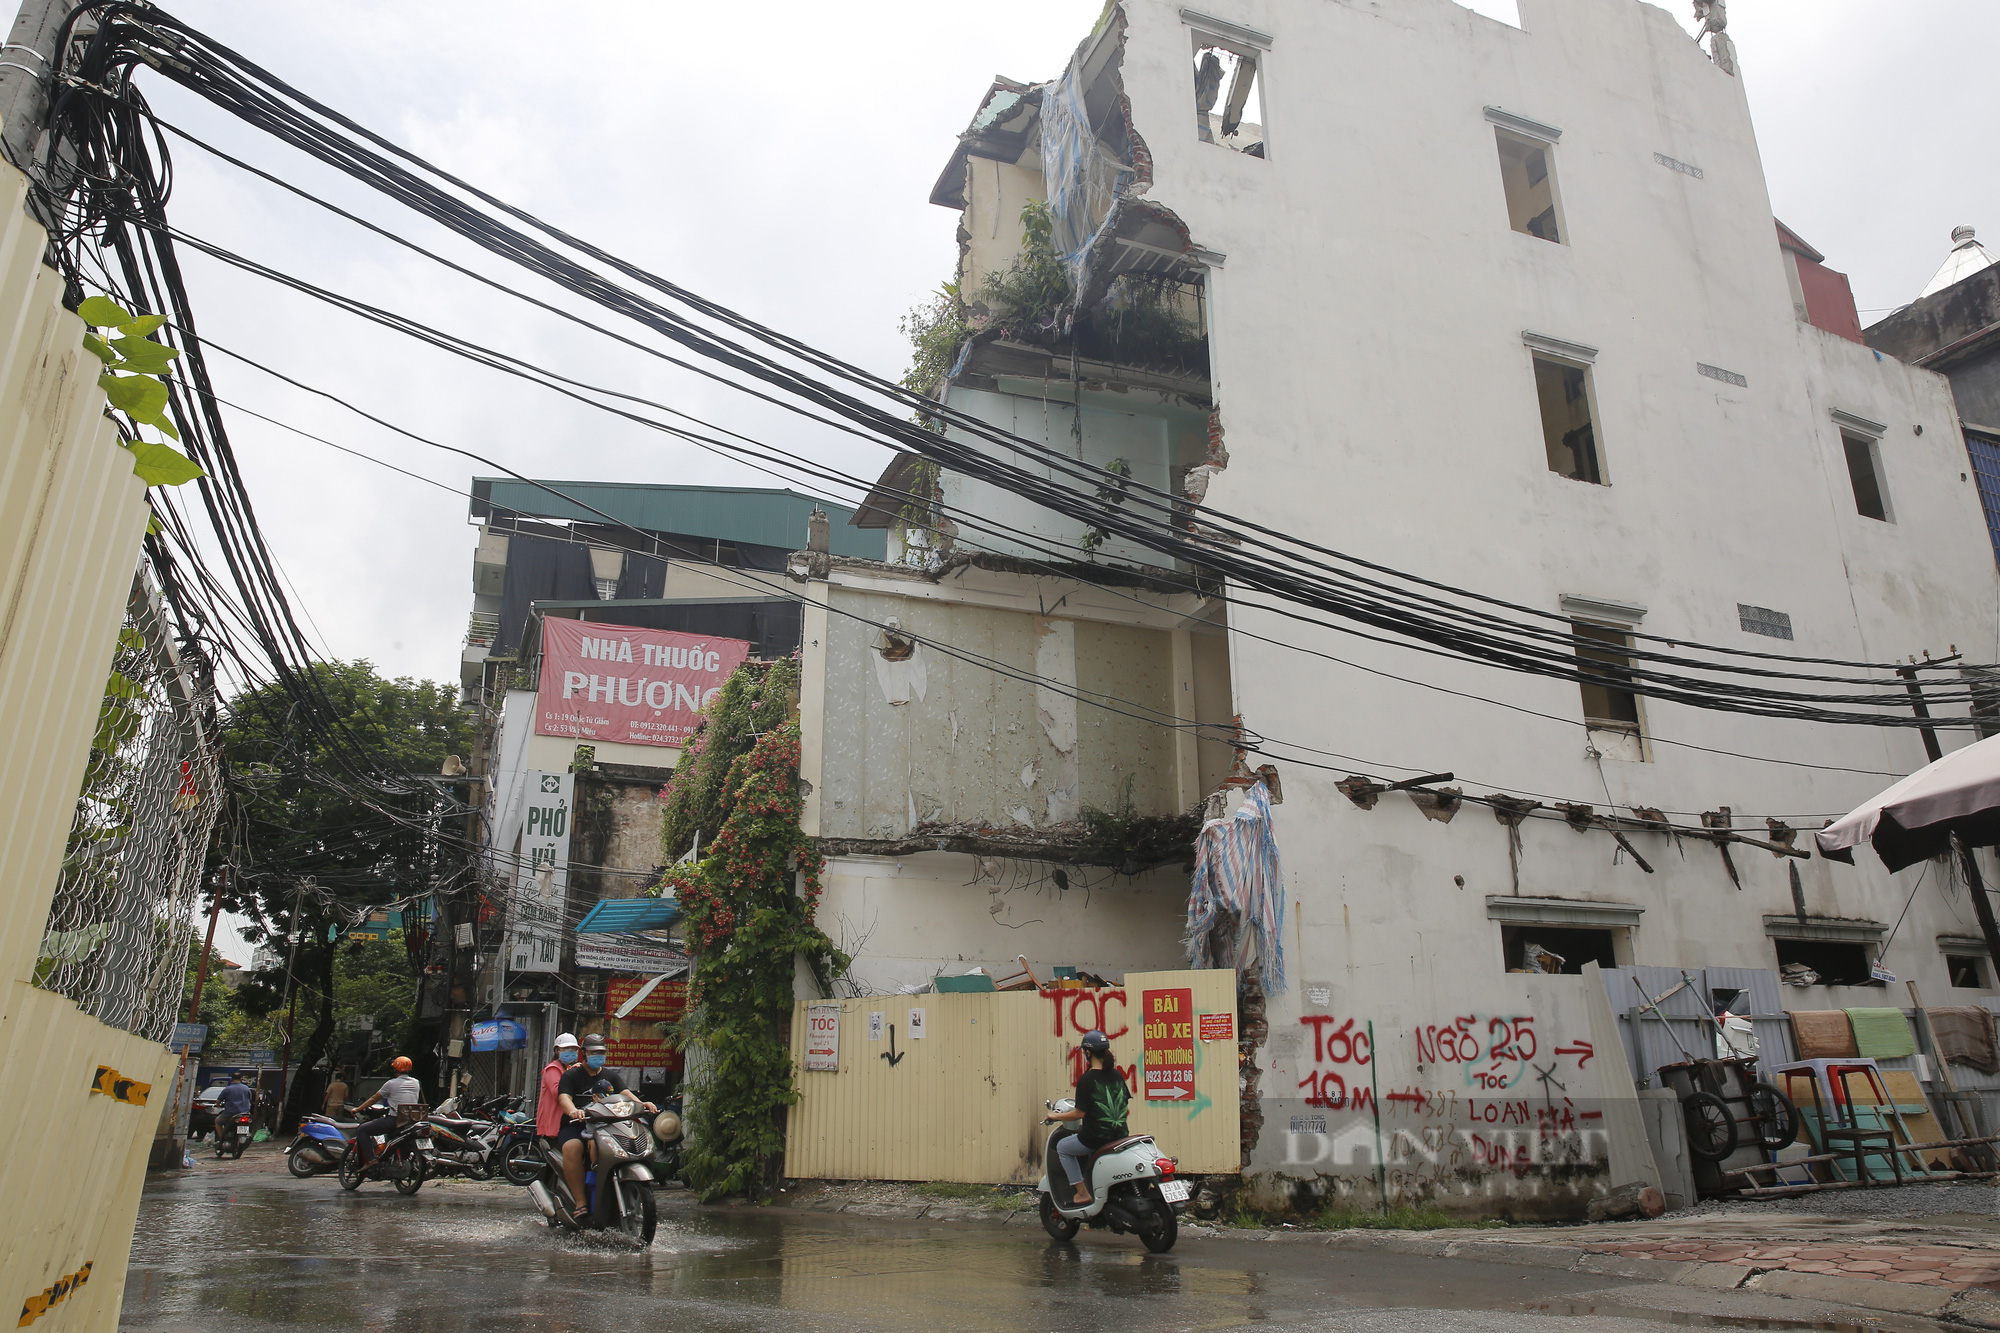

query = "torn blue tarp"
(1185, 782), (1286, 995)
(1040, 52), (1133, 290)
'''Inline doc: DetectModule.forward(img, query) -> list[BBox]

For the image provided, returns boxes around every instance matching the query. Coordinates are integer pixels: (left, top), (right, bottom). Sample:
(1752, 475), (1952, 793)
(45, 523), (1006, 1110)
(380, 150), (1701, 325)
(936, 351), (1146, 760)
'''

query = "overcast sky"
(146, 0), (1994, 955)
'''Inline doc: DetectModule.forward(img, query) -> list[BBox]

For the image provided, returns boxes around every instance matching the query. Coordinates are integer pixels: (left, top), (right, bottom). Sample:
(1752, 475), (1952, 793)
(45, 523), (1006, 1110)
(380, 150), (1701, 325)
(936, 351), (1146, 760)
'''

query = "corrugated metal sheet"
(0, 985), (177, 1329)
(470, 477), (887, 559)
(785, 970), (1241, 1182)
(0, 154), (158, 1328)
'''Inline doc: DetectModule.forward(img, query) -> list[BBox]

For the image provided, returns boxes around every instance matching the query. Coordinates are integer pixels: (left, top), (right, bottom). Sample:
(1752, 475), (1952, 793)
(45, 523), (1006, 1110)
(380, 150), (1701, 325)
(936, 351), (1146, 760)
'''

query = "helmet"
(391, 1056), (413, 1072)
(581, 1033), (609, 1052)
(554, 1032), (579, 1050)
(1079, 1029), (1111, 1055)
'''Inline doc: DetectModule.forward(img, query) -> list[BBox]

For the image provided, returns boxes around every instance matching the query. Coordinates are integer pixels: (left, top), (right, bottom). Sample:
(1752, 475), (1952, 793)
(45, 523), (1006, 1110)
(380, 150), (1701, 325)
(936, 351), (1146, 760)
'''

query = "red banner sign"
(1198, 1012), (1233, 1043)
(602, 977), (686, 1071)
(1141, 987), (1196, 1101)
(535, 617), (751, 749)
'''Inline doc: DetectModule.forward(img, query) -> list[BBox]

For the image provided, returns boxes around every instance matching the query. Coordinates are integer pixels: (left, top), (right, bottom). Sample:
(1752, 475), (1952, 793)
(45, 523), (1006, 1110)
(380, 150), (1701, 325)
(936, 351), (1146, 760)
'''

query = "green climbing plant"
(76, 294), (204, 488)
(898, 282), (969, 427)
(981, 198), (1070, 338)
(1079, 456), (1132, 553)
(657, 657), (848, 1200)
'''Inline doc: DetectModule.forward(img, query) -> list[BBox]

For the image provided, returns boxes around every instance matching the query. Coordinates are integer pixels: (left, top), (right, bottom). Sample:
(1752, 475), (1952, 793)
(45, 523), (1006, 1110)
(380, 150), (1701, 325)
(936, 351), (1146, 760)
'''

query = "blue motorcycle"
(287, 1114), (356, 1178)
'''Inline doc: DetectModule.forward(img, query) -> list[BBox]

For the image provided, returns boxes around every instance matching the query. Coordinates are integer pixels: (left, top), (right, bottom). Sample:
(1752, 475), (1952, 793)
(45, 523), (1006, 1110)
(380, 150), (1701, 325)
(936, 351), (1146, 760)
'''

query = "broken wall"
(805, 581), (1184, 840)
(817, 850), (1189, 997)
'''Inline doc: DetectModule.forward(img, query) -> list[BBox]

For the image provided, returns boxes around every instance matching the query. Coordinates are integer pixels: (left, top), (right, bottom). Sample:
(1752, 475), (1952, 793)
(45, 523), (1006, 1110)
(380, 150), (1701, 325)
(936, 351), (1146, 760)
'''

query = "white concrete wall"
(885, 0), (2000, 1210)
(1104, 0), (2000, 1201)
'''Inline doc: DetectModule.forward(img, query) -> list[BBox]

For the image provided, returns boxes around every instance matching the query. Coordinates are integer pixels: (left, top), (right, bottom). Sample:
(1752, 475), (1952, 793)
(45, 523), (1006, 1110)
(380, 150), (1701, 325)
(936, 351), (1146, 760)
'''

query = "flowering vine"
(657, 657), (846, 1200)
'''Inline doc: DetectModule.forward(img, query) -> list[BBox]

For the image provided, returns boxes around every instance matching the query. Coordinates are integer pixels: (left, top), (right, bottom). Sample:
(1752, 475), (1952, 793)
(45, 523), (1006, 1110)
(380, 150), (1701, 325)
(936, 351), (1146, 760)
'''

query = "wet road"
(124, 1163), (1870, 1332)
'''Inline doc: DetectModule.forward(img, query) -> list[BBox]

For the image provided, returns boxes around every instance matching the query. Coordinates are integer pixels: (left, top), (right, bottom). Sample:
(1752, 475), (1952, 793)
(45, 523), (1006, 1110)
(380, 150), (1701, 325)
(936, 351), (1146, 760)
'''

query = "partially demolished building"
(789, 0), (2000, 1214)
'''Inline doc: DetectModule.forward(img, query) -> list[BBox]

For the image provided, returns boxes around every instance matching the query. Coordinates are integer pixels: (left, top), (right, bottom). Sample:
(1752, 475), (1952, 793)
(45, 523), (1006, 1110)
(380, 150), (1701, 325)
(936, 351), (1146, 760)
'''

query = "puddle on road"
(124, 1175), (1939, 1333)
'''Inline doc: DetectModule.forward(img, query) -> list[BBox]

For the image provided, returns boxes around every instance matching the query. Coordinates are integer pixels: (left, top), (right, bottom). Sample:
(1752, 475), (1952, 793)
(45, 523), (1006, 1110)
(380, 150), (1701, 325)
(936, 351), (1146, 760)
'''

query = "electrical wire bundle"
(22, 0), (1994, 741)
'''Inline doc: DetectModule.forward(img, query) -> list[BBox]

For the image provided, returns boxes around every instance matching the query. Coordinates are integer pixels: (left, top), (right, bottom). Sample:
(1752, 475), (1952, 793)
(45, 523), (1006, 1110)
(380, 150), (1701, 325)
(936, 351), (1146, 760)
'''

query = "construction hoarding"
(784, 969), (1240, 1182)
(0, 153), (170, 1331)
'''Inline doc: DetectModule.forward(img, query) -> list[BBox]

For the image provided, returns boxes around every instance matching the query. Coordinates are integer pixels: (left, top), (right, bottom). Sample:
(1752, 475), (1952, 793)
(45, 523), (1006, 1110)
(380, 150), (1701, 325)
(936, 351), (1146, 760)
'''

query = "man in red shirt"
(537, 1033), (580, 1142)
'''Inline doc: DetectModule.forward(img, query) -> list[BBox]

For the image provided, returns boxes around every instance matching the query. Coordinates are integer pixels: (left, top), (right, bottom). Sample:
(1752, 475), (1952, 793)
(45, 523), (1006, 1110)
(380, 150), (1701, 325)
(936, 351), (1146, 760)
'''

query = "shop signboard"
(534, 617), (752, 750)
(1141, 987), (1196, 1101)
(603, 977), (687, 1072)
(508, 770), (572, 974)
(469, 1018), (528, 1052)
(804, 1003), (840, 1072)
(574, 936), (685, 974)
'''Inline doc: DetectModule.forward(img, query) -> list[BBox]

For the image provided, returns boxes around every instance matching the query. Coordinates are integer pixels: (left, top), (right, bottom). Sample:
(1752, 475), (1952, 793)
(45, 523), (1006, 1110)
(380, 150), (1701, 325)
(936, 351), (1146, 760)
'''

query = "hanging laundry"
(1184, 781), (1286, 995)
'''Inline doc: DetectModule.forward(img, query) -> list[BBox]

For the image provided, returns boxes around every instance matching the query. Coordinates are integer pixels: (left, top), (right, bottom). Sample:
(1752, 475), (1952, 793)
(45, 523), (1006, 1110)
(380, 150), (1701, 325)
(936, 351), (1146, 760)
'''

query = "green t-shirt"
(1077, 1068), (1130, 1147)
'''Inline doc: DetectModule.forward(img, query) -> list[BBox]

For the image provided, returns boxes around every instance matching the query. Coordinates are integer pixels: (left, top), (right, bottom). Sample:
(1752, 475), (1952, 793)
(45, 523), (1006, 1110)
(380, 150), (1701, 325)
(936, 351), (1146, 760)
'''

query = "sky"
(131, 0), (2000, 956)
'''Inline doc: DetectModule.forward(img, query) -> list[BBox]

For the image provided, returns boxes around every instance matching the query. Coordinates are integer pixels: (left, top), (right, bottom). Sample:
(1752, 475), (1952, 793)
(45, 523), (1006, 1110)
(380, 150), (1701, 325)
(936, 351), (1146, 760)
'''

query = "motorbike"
(522, 1094), (658, 1247)
(213, 1111), (252, 1159)
(287, 1113), (357, 1178)
(496, 1108), (546, 1186)
(651, 1096), (685, 1182)
(337, 1109), (430, 1196)
(1034, 1098), (1187, 1253)
(419, 1109), (506, 1181)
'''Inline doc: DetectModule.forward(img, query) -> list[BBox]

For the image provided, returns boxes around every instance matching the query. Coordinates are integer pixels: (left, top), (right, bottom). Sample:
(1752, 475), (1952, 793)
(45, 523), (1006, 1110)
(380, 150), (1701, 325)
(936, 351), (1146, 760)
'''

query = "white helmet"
(554, 1032), (579, 1049)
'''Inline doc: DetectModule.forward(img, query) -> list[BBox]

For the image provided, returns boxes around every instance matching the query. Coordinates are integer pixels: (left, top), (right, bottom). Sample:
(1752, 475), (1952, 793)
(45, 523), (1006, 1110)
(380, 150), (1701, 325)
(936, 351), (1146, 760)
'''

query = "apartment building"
(790, 0), (2000, 1213)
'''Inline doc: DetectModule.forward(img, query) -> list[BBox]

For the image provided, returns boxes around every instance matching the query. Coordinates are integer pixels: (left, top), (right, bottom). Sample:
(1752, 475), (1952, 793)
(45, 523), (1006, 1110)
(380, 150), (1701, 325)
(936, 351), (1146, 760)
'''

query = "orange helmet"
(391, 1056), (413, 1072)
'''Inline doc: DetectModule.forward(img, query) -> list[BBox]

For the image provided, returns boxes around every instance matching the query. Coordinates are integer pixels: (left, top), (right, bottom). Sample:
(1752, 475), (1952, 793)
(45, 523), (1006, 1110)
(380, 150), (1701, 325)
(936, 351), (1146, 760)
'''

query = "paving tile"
(1842, 1261), (1894, 1273)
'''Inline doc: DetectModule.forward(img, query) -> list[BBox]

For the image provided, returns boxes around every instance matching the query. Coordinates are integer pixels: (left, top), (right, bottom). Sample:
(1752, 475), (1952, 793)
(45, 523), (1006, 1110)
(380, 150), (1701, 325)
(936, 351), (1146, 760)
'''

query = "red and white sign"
(1198, 1012), (1234, 1043)
(535, 617), (751, 749)
(804, 1003), (841, 1072)
(1141, 988), (1196, 1101)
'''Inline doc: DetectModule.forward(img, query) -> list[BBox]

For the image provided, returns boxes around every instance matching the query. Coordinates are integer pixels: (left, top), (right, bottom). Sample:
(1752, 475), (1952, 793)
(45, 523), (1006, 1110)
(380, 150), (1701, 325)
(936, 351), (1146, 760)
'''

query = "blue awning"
(575, 897), (681, 935)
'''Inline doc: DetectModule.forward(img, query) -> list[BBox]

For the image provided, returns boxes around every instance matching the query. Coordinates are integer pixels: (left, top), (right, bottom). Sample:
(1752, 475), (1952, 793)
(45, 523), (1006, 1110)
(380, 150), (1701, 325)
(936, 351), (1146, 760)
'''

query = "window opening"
(1842, 432), (1888, 520)
(1501, 924), (1616, 975)
(1772, 937), (1873, 987)
(1948, 953), (1989, 989)
(1967, 431), (2000, 563)
(1573, 621), (1640, 733)
(1737, 604), (1794, 640)
(1192, 39), (1264, 156)
(1495, 129), (1561, 243)
(1534, 356), (1600, 482)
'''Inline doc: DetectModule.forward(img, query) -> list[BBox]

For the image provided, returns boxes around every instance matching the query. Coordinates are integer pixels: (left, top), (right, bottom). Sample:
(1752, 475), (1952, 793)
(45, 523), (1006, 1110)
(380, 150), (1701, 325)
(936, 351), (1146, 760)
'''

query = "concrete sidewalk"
(1354, 1182), (2000, 1327)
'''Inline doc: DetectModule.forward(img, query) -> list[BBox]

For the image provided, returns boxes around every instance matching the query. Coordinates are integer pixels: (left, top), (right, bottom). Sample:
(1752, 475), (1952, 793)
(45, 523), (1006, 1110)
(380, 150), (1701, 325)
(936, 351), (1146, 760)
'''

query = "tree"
(207, 661), (472, 1123)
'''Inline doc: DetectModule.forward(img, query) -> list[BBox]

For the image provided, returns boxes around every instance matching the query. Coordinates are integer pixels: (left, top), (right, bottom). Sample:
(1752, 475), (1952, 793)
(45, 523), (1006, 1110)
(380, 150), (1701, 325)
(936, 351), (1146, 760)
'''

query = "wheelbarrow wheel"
(1684, 1091), (1739, 1161)
(1747, 1082), (1799, 1149)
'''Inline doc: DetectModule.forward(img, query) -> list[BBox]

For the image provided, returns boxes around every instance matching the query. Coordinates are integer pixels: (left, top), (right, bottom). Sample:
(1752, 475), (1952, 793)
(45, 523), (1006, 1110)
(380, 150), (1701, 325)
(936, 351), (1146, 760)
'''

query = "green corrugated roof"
(470, 478), (885, 559)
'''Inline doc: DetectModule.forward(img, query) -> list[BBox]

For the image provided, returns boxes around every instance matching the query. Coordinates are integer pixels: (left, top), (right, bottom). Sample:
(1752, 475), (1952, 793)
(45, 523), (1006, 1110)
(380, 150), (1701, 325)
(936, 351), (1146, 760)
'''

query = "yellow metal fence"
(785, 969), (1240, 1183)
(0, 151), (162, 1330)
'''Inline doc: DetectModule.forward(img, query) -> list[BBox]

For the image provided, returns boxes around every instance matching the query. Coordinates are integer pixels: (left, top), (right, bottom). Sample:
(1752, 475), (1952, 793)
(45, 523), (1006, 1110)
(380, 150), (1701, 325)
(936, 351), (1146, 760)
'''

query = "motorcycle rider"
(351, 1056), (422, 1171)
(537, 1033), (580, 1145)
(216, 1072), (253, 1143)
(556, 1034), (653, 1225)
(1048, 1030), (1128, 1207)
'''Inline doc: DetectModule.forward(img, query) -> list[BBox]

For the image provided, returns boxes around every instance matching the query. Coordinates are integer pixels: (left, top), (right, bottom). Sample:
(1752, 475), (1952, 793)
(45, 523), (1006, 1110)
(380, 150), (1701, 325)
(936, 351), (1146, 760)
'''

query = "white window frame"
(1182, 8), (1274, 161)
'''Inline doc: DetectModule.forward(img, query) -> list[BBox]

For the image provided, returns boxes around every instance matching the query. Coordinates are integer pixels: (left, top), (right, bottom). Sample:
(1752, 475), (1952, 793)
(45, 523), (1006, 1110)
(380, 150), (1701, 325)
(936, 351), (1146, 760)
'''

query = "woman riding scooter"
(1048, 1029), (1127, 1207)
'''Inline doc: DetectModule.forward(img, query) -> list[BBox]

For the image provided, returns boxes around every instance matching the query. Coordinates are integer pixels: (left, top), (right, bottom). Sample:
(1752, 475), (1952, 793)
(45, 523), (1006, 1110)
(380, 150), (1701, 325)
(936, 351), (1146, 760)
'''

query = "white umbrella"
(1815, 734), (2000, 871)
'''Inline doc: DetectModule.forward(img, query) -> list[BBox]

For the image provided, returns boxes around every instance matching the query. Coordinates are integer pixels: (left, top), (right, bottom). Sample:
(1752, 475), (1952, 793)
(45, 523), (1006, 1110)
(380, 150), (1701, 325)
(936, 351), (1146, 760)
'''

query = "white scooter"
(1034, 1098), (1189, 1252)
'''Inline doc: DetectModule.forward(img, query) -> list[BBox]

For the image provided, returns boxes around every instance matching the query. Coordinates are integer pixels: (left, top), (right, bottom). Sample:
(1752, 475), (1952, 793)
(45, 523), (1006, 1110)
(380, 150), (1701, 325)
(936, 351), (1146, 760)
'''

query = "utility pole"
(0, 0), (79, 228)
(1897, 658), (2000, 980)
(185, 866), (227, 1023)
(274, 879), (307, 1129)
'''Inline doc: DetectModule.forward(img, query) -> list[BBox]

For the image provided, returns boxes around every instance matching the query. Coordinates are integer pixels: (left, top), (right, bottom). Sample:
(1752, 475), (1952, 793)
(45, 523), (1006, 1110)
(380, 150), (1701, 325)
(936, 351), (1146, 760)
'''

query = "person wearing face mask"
(536, 1033), (581, 1147)
(555, 1033), (654, 1226)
